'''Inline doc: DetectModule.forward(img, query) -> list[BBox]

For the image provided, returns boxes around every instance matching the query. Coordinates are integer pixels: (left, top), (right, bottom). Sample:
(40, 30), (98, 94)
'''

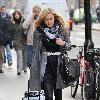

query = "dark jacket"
(11, 17), (25, 50)
(0, 13), (12, 46)
(30, 26), (71, 91)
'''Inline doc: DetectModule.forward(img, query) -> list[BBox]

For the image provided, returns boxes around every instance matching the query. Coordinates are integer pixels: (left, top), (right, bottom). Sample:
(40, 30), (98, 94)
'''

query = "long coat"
(11, 18), (25, 51)
(29, 26), (71, 91)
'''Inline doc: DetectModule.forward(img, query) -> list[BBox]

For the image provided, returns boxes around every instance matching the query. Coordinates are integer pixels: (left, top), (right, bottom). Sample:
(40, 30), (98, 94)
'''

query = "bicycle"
(86, 48), (100, 100)
(70, 45), (100, 100)
(70, 45), (83, 98)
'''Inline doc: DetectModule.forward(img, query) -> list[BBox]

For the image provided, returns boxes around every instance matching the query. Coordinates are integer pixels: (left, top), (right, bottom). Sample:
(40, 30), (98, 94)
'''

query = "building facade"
(0, 0), (28, 15)
(67, 0), (99, 10)
(0, 0), (4, 6)
(1, 0), (99, 15)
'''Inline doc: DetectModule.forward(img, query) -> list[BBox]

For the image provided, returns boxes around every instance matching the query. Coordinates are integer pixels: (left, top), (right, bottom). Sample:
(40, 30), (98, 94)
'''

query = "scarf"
(40, 22), (60, 39)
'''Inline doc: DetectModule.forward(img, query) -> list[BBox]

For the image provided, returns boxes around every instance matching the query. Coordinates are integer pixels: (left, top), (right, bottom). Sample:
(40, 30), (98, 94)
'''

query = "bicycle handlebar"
(71, 45), (100, 56)
(70, 45), (84, 53)
(70, 45), (83, 48)
(70, 45), (76, 48)
(86, 48), (100, 56)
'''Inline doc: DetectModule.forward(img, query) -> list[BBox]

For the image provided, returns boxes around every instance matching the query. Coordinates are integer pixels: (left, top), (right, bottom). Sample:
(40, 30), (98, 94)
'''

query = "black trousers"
(44, 55), (62, 100)
(44, 81), (62, 100)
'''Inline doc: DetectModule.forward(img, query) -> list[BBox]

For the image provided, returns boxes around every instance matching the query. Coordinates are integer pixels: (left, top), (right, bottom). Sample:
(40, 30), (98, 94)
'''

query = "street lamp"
(84, 0), (94, 59)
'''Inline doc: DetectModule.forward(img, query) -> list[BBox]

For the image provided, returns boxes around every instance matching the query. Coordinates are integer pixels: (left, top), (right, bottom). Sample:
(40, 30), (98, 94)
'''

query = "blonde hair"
(35, 8), (65, 28)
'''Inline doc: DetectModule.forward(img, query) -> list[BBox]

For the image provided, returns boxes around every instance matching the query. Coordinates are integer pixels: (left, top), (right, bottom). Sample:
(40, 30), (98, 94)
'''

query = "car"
(73, 8), (97, 24)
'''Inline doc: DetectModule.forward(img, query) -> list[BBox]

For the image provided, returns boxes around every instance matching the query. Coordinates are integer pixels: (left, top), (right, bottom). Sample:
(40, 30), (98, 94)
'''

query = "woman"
(11, 10), (27, 75)
(30, 8), (71, 100)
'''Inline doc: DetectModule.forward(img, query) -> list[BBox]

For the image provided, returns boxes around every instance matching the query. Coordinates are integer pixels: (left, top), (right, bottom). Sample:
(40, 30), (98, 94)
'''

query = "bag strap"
(25, 25), (30, 35)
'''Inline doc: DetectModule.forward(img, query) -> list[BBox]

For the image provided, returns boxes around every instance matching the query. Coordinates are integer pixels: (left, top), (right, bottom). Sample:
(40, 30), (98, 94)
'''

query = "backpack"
(0, 15), (12, 46)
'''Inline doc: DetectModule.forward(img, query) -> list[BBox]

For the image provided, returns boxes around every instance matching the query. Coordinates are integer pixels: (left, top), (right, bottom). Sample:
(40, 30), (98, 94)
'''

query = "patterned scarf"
(40, 22), (60, 39)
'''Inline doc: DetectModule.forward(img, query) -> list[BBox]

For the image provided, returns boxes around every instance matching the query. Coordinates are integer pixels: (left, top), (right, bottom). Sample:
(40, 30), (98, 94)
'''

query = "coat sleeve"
(22, 16), (33, 29)
(61, 26), (71, 51)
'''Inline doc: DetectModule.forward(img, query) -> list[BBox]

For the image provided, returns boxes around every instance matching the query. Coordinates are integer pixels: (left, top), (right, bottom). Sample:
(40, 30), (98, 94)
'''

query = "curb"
(74, 26), (100, 31)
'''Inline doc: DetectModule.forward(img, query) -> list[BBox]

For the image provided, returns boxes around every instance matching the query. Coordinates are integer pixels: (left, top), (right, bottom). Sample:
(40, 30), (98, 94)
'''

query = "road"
(71, 27), (100, 48)
(0, 27), (100, 100)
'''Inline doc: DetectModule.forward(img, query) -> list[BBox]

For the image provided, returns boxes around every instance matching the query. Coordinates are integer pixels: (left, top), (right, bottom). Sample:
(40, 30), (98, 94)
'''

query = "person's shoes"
(17, 72), (21, 75)
(8, 61), (12, 66)
(24, 69), (27, 73)
(28, 64), (31, 69)
(3, 63), (6, 67)
(0, 69), (4, 73)
(4, 60), (6, 63)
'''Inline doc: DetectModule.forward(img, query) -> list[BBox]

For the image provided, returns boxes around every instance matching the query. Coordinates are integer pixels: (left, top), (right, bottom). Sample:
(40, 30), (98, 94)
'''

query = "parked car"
(73, 8), (97, 24)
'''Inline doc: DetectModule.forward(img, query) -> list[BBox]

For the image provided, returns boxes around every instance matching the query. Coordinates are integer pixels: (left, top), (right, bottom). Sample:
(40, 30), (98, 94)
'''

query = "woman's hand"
(56, 38), (65, 46)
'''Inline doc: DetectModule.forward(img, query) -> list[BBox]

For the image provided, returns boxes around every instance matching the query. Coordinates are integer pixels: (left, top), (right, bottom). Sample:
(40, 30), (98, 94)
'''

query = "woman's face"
(14, 12), (21, 20)
(44, 13), (55, 28)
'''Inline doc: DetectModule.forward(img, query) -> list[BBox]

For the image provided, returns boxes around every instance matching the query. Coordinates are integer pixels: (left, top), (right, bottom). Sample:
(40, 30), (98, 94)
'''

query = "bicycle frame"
(80, 48), (100, 99)
(70, 45), (100, 99)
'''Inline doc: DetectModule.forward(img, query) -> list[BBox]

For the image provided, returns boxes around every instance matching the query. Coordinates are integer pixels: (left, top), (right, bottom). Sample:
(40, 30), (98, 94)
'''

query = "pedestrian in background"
(0, 6), (13, 67)
(0, 6), (12, 73)
(29, 8), (71, 100)
(11, 10), (27, 75)
(96, 6), (100, 23)
(23, 5), (41, 68)
(69, 6), (74, 31)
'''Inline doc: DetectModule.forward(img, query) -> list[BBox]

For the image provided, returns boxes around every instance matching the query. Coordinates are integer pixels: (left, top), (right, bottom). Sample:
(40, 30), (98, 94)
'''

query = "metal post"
(84, 0), (96, 99)
(84, 0), (94, 59)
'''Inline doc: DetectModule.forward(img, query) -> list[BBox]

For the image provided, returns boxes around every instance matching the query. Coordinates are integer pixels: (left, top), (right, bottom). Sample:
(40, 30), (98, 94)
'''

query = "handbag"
(59, 52), (80, 84)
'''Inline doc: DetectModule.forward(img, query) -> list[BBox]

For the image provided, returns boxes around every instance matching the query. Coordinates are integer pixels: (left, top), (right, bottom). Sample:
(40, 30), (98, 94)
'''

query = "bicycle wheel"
(81, 69), (95, 100)
(71, 78), (79, 98)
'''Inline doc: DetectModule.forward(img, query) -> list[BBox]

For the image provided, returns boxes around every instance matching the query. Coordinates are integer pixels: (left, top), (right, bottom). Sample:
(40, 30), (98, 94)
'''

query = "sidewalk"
(0, 49), (81, 100)
(74, 23), (100, 31)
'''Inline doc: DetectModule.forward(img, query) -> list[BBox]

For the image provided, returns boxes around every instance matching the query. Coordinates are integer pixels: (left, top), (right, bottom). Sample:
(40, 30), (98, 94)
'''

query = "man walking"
(23, 5), (41, 68)
(0, 6), (12, 66)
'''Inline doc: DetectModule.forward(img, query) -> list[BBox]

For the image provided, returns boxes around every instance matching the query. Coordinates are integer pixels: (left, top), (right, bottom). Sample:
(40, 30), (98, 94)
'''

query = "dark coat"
(0, 14), (12, 46)
(30, 26), (71, 91)
(11, 18), (25, 51)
